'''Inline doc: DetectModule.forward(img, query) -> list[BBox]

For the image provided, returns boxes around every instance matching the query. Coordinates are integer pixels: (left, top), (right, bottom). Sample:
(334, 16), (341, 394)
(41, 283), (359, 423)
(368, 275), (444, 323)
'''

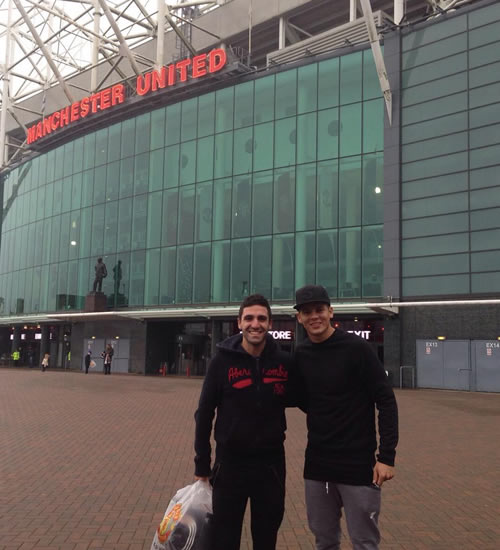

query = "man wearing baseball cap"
(294, 284), (398, 550)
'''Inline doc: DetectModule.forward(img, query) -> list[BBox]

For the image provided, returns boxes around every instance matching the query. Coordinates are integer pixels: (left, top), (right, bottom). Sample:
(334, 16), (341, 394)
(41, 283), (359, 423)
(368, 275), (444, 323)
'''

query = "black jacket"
(295, 328), (398, 485)
(194, 333), (295, 477)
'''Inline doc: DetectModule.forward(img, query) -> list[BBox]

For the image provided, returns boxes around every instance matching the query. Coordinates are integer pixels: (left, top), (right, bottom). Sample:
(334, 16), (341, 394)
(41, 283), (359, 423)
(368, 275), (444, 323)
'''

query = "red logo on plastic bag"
(157, 503), (182, 543)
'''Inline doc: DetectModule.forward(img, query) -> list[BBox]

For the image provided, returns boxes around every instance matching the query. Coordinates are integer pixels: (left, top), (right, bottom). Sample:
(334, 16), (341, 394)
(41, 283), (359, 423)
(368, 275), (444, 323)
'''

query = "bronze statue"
(92, 257), (107, 293)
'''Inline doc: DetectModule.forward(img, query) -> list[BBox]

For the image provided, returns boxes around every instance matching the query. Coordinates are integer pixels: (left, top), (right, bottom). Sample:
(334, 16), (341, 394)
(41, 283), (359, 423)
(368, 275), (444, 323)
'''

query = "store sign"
(269, 330), (293, 341)
(347, 330), (371, 340)
(27, 48), (227, 145)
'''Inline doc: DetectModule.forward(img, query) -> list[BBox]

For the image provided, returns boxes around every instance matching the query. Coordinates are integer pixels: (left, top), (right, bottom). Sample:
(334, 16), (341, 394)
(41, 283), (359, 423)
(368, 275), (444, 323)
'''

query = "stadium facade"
(1, 0), (499, 391)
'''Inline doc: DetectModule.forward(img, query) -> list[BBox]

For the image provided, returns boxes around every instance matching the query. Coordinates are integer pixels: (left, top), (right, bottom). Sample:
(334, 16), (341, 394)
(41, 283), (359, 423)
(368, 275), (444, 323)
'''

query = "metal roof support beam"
(0, 0), (14, 167)
(156, 0), (165, 69)
(164, 3), (197, 57)
(359, 0), (392, 125)
(350, 0), (359, 21)
(131, 0), (156, 30)
(91, 0), (101, 92)
(12, 0), (75, 104)
(394, 0), (404, 24)
(97, 0), (142, 75)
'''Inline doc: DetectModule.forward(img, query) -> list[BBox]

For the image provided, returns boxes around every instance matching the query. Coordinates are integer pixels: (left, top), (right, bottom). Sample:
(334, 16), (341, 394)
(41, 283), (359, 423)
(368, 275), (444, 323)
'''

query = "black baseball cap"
(294, 285), (331, 310)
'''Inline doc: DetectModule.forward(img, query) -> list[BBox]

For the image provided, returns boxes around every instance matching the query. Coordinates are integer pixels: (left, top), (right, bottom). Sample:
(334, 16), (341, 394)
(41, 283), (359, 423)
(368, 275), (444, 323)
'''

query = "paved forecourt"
(1, 368), (499, 550)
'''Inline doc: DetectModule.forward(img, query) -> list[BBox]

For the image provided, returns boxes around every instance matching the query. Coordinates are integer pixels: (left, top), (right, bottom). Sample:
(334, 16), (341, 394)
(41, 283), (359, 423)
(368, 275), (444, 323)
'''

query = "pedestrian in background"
(84, 351), (91, 374)
(41, 353), (50, 373)
(102, 344), (114, 375)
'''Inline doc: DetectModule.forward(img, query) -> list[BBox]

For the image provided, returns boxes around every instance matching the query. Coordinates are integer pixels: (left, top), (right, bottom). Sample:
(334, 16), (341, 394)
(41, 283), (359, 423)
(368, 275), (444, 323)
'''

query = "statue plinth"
(85, 292), (107, 312)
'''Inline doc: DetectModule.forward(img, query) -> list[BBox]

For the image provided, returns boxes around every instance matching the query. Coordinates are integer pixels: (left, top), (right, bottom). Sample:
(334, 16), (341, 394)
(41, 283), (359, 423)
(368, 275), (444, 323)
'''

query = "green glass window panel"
(298, 63), (318, 114)
(181, 98), (198, 142)
(470, 102), (500, 129)
(162, 189), (179, 246)
(73, 138), (83, 174)
(30, 188), (39, 220)
(234, 82), (254, 128)
(403, 131), (467, 163)
(195, 181), (213, 242)
(33, 220), (44, 266)
(403, 253), (469, 277)
(196, 136), (214, 182)
(402, 112), (467, 144)
(121, 119), (135, 158)
(133, 153), (149, 195)
(317, 108), (339, 161)
(403, 92), (467, 126)
(250, 236), (271, 296)
(233, 127), (253, 175)
(403, 233), (469, 257)
(63, 142), (74, 177)
(59, 212), (71, 262)
(213, 178), (231, 240)
(53, 179), (63, 215)
(470, 123), (500, 150)
(232, 175), (251, 238)
(363, 99), (383, 153)
(402, 173), (468, 201)
(71, 173), (82, 211)
(469, 40), (500, 69)
(119, 157), (134, 199)
(317, 159), (338, 229)
(166, 103), (181, 145)
(147, 191), (162, 248)
(106, 161), (120, 201)
(215, 87), (234, 133)
(178, 185), (195, 244)
(27, 224), (36, 268)
(180, 140), (196, 186)
(470, 165), (500, 190)
(252, 171), (273, 236)
(104, 201), (118, 254)
(160, 247), (176, 304)
(131, 194), (147, 249)
(91, 204), (105, 256)
(471, 228), (500, 251)
(274, 168), (295, 233)
(402, 15), (466, 52)
(31, 267), (41, 312)
(297, 113), (317, 165)
(40, 265), (49, 311)
(149, 149), (164, 192)
(403, 274), (469, 296)
(253, 122), (274, 171)
(339, 104), (361, 157)
(295, 232), (316, 289)
(24, 268), (33, 313)
(362, 153), (383, 225)
(363, 49), (381, 100)
(67, 260), (78, 309)
(402, 52), (467, 88)
(76, 258), (91, 308)
(230, 239), (251, 302)
(198, 93), (215, 137)
(57, 263), (68, 310)
(469, 21), (500, 50)
(470, 62), (500, 89)
(129, 250), (146, 306)
(470, 144), (500, 170)
(274, 117), (296, 168)
(176, 245), (193, 303)
(402, 151), (468, 181)
(403, 212), (468, 239)
(469, 2), (500, 29)
(340, 52), (362, 105)
(254, 75), (275, 123)
(95, 128), (108, 166)
(403, 192), (468, 219)
(318, 58), (339, 110)
(471, 207), (500, 230)
(165, 145), (180, 188)
(214, 132), (233, 179)
(145, 248), (161, 305)
(402, 34), (467, 70)
(46, 150), (55, 182)
(93, 165), (106, 204)
(272, 234), (294, 299)
(275, 70), (297, 119)
(402, 73), (467, 109)
(211, 240), (229, 302)
(296, 163), (316, 231)
(472, 250), (500, 271)
(339, 156), (361, 227)
(135, 113), (151, 155)
(471, 272), (500, 294)
(54, 147), (64, 181)
(108, 123), (121, 162)
(362, 225), (383, 297)
(193, 243), (211, 303)
(150, 108), (166, 150)
(18, 225), (26, 270)
(471, 186), (500, 210)
(339, 227), (361, 297)
(68, 211), (80, 261)
(79, 207), (92, 258)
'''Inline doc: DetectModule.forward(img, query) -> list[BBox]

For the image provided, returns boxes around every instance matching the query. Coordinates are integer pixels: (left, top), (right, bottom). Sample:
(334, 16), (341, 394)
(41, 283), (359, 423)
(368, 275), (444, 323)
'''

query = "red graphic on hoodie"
(263, 364), (288, 384)
(228, 366), (253, 389)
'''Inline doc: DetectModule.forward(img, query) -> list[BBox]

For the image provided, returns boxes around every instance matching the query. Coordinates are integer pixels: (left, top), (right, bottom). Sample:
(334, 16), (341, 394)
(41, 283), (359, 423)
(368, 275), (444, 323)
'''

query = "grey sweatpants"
(305, 479), (381, 550)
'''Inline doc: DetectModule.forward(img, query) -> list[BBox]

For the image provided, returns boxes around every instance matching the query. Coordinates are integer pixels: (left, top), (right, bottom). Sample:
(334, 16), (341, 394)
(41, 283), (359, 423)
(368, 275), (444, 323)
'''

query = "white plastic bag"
(151, 480), (212, 550)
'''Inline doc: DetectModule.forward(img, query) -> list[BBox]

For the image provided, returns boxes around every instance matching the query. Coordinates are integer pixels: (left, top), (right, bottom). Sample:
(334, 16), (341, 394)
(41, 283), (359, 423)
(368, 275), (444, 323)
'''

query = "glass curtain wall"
(0, 48), (384, 315)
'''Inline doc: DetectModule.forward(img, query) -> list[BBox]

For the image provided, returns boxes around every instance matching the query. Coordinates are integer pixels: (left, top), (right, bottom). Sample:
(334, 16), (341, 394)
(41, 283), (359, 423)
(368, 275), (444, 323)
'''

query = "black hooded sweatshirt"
(295, 328), (398, 485)
(194, 333), (295, 478)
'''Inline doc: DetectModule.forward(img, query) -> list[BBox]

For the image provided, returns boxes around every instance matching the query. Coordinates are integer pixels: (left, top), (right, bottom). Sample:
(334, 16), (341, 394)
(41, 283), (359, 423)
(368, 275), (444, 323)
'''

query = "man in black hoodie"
(294, 285), (398, 550)
(194, 294), (294, 550)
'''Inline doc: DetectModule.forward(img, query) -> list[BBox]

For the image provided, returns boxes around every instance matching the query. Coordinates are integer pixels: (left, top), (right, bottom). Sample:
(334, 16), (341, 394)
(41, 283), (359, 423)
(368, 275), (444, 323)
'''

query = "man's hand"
(195, 476), (209, 482)
(372, 462), (395, 487)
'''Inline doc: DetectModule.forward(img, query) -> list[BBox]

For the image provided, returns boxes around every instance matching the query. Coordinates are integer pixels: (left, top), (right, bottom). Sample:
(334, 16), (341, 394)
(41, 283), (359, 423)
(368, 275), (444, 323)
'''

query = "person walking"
(84, 351), (91, 374)
(194, 294), (296, 550)
(41, 353), (50, 373)
(294, 284), (399, 550)
(102, 344), (113, 375)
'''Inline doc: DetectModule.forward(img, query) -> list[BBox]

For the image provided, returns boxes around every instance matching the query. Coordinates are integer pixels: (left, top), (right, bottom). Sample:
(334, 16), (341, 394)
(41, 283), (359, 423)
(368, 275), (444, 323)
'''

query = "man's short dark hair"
(238, 294), (272, 320)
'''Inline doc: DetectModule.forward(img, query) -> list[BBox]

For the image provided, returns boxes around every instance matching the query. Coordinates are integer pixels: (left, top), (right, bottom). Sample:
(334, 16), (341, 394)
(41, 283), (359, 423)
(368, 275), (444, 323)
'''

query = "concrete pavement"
(1, 368), (499, 549)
